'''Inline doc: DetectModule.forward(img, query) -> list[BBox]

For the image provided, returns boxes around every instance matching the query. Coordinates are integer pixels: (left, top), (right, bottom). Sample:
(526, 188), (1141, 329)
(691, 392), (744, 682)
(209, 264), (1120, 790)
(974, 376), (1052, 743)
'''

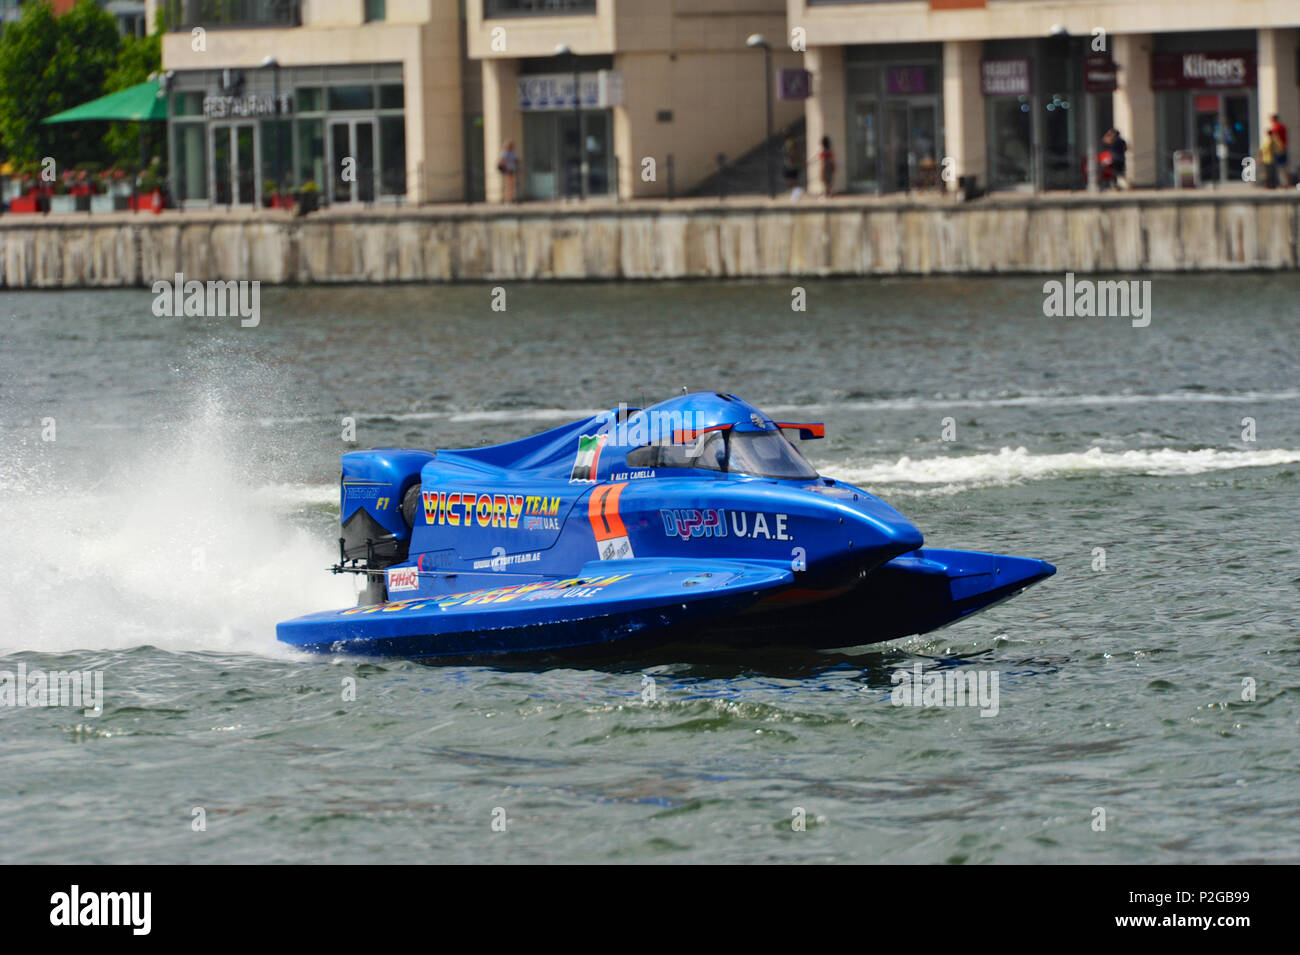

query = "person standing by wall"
(1258, 129), (1280, 189)
(809, 136), (836, 198)
(1101, 128), (1129, 190)
(1268, 114), (1290, 187)
(498, 141), (520, 203)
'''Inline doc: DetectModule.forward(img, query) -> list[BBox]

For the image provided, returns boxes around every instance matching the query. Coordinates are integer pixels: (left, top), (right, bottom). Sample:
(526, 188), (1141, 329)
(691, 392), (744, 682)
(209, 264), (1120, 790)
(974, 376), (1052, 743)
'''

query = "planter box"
(7, 194), (46, 213)
(128, 190), (164, 213)
(109, 180), (132, 197)
(293, 192), (320, 215)
(49, 194), (91, 213)
(90, 194), (128, 213)
(269, 193), (295, 211)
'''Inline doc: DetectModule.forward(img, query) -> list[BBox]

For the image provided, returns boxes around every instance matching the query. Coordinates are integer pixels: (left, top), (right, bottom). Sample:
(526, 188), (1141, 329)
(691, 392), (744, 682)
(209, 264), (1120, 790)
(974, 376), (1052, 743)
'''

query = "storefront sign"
(886, 67), (929, 95)
(202, 93), (292, 119)
(518, 70), (624, 111)
(1084, 54), (1118, 93)
(1150, 52), (1255, 90)
(981, 59), (1031, 97)
(778, 68), (812, 100)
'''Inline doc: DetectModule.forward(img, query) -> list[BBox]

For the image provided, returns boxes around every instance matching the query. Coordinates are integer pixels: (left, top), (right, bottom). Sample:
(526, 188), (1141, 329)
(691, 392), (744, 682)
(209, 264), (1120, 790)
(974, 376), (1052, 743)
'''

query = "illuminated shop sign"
(1150, 52), (1256, 90)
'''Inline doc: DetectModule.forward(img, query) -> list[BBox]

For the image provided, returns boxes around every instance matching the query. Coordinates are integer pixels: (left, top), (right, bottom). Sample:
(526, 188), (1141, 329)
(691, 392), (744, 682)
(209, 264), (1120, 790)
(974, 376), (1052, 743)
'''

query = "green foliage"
(0, 1), (121, 167)
(104, 24), (163, 166)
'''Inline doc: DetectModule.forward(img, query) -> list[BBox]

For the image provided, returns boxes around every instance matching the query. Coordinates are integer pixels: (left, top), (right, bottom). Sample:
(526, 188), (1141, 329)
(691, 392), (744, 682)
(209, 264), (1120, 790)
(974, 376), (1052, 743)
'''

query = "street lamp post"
(746, 34), (775, 198)
(261, 56), (281, 202)
(555, 43), (584, 200)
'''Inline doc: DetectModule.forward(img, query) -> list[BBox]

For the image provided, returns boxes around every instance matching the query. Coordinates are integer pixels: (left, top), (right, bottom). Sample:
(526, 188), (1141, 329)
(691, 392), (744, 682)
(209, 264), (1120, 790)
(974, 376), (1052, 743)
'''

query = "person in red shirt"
(1270, 114), (1290, 187)
(809, 136), (836, 198)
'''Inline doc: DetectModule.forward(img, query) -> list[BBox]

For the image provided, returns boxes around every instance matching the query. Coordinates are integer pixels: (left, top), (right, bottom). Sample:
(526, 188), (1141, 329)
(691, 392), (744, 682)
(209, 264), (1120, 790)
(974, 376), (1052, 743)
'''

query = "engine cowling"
(340, 448), (435, 570)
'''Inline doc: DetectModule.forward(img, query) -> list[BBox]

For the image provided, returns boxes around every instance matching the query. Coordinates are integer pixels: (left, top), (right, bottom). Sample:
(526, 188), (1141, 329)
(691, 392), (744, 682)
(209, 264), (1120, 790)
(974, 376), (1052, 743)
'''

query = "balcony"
(166, 0), (302, 31)
(483, 0), (597, 17)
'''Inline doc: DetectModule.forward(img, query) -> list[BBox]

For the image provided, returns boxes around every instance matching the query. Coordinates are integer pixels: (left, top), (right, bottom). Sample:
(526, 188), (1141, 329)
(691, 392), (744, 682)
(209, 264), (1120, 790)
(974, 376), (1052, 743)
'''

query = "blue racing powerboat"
(277, 392), (1054, 659)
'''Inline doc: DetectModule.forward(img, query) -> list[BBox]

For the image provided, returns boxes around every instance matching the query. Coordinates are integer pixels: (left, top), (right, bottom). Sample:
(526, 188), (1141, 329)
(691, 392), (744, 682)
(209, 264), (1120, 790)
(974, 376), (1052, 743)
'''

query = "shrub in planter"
(293, 180), (320, 216)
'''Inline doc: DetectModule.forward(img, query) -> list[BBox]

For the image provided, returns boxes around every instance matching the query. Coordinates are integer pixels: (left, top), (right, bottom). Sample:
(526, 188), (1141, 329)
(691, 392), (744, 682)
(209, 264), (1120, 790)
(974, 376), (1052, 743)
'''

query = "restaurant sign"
(981, 59), (1031, 97)
(203, 93), (293, 119)
(1151, 52), (1256, 90)
(518, 70), (624, 111)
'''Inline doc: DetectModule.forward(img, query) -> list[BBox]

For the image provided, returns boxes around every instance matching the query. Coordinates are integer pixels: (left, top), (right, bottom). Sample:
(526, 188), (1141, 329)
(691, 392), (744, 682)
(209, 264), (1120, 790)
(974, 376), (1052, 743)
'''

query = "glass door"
(884, 103), (909, 191)
(522, 112), (557, 200)
(908, 103), (938, 190)
(849, 99), (879, 193)
(329, 119), (378, 204)
(209, 122), (259, 206)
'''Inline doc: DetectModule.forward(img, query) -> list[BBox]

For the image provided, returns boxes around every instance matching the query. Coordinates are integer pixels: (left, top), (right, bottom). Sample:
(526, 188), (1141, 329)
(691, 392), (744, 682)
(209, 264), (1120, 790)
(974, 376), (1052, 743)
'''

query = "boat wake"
(827, 446), (1300, 495)
(0, 397), (353, 658)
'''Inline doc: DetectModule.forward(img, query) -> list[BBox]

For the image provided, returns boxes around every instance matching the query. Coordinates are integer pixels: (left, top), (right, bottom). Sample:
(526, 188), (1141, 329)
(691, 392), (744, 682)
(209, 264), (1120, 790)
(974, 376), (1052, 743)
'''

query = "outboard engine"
(339, 448), (435, 604)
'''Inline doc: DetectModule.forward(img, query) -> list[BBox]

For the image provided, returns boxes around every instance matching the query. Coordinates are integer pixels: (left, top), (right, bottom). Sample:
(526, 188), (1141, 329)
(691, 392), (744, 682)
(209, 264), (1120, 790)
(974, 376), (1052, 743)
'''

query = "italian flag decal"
(570, 434), (606, 483)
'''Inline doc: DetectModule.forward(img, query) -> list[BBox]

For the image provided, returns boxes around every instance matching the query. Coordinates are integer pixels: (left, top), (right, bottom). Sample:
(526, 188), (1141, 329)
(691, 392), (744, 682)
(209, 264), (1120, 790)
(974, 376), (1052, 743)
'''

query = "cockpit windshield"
(725, 431), (819, 479)
(626, 429), (818, 480)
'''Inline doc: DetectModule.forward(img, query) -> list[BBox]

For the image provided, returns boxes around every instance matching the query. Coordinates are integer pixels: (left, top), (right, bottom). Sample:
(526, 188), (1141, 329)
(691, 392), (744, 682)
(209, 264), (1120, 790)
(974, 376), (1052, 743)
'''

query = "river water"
(1, 275), (1297, 863)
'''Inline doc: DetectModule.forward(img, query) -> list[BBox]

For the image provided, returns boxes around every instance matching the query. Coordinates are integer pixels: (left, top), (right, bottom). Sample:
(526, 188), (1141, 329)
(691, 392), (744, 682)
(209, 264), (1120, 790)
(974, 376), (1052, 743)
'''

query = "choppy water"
(1, 275), (1297, 863)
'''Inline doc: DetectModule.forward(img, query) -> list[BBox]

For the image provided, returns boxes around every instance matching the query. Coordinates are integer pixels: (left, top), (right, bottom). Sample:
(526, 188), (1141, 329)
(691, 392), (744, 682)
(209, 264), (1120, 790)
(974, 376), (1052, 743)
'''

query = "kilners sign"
(1150, 52), (1256, 90)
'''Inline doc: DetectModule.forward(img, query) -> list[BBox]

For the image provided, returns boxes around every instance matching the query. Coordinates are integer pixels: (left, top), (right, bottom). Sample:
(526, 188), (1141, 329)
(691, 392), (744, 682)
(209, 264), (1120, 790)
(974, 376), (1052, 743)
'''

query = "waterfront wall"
(2, 193), (1297, 288)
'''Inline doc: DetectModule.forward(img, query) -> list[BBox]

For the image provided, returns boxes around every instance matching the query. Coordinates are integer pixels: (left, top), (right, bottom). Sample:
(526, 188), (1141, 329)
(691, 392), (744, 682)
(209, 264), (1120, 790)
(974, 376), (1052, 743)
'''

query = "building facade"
(467, 0), (803, 202)
(156, 0), (464, 207)
(788, 0), (1300, 193)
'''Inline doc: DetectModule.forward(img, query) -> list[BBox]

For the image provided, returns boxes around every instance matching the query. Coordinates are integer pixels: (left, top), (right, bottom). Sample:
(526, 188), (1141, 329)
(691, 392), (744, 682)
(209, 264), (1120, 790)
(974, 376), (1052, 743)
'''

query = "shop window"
(172, 92), (204, 117)
(379, 85), (404, 109)
(328, 86), (374, 111)
(988, 96), (1033, 188)
(172, 122), (207, 200)
(380, 116), (407, 195)
(295, 87), (323, 112)
(295, 118), (325, 192)
(261, 119), (293, 192)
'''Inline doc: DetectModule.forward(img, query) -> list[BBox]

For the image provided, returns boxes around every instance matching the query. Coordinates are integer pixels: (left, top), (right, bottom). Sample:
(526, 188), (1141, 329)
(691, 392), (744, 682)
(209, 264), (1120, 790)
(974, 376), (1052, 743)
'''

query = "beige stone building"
(789, 0), (1300, 194)
(155, 1), (465, 206)
(467, 0), (803, 202)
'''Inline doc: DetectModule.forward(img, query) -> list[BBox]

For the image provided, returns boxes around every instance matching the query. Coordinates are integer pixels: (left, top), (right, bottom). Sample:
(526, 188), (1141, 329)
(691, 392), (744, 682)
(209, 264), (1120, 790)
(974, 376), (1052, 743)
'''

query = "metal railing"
(166, 0), (301, 30)
(483, 0), (596, 18)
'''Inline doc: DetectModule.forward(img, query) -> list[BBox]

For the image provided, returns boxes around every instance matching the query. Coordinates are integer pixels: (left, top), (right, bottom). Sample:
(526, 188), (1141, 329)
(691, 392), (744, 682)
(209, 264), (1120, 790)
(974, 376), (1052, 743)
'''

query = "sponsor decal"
(340, 573), (634, 615)
(570, 434), (606, 482)
(588, 483), (635, 561)
(386, 567), (420, 593)
(660, 509), (791, 541)
(661, 508), (727, 540)
(422, 490), (525, 529)
(472, 551), (542, 570)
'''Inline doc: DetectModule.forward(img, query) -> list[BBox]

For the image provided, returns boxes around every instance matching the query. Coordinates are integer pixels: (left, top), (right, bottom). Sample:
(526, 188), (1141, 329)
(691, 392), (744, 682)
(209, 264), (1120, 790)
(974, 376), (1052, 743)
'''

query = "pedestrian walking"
(1101, 128), (1129, 190)
(498, 141), (519, 203)
(1269, 113), (1290, 187)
